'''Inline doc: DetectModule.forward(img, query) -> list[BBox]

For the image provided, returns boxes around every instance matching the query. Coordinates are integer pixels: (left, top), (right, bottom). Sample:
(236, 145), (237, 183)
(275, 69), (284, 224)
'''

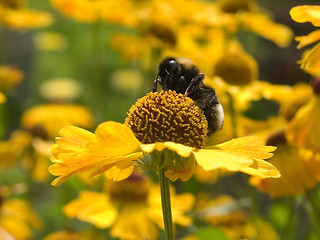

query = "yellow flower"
(0, 130), (32, 168)
(50, 0), (135, 25)
(0, 65), (24, 90)
(290, 5), (320, 75)
(49, 91), (279, 186)
(286, 95), (320, 151)
(251, 130), (320, 197)
(240, 12), (293, 48)
(64, 173), (194, 240)
(34, 32), (67, 52)
(38, 78), (82, 101)
(216, 0), (292, 47)
(0, 5), (53, 30)
(213, 50), (258, 86)
(0, 129), (54, 182)
(21, 103), (94, 138)
(195, 194), (279, 240)
(0, 198), (42, 240)
(290, 5), (320, 27)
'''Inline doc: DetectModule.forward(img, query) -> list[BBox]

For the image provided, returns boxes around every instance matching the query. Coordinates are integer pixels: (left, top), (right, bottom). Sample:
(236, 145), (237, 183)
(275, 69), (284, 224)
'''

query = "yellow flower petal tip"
(290, 5), (320, 27)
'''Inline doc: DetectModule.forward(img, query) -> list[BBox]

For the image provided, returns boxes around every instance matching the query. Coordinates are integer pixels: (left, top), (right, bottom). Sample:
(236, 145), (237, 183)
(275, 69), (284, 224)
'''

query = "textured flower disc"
(125, 90), (208, 148)
(107, 173), (151, 203)
(214, 52), (258, 86)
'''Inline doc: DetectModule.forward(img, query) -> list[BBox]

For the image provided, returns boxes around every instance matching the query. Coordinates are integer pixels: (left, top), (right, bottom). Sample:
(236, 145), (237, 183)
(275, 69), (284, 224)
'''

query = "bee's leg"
(184, 74), (205, 96)
(153, 74), (160, 92)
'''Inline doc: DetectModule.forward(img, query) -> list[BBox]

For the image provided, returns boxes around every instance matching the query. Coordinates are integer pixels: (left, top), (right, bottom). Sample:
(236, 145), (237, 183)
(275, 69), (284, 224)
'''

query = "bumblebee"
(153, 56), (224, 136)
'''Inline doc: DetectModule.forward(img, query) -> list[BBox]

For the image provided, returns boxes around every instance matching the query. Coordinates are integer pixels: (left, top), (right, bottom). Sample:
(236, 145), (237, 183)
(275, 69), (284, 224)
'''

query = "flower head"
(49, 90), (279, 186)
(251, 130), (320, 197)
(21, 103), (94, 138)
(0, 196), (42, 240)
(0, 3), (53, 30)
(0, 65), (24, 90)
(213, 50), (258, 86)
(290, 5), (320, 75)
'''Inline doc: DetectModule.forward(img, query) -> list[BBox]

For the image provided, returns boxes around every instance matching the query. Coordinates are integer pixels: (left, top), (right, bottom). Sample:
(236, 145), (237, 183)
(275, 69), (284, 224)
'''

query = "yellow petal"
(89, 151), (143, 178)
(110, 205), (159, 240)
(165, 155), (196, 182)
(193, 149), (253, 171)
(0, 92), (6, 103)
(87, 121), (141, 157)
(240, 158), (281, 178)
(63, 191), (117, 228)
(295, 30), (320, 49)
(241, 13), (293, 47)
(55, 125), (95, 152)
(49, 122), (143, 186)
(211, 136), (276, 160)
(105, 164), (135, 181)
(140, 142), (193, 158)
(300, 42), (320, 75)
(290, 5), (320, 27)
(193, 137), (279, 178)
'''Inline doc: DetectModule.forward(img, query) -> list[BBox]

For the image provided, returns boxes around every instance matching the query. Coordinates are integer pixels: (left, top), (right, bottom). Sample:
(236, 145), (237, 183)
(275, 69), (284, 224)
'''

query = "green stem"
(305, 190), (320, 238)
(159, 154), (175, 240)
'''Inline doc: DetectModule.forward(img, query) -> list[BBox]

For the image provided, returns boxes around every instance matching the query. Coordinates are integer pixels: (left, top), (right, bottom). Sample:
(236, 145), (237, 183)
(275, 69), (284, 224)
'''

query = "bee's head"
(158, 57), (180, 79)
(156, 56), (197, 92)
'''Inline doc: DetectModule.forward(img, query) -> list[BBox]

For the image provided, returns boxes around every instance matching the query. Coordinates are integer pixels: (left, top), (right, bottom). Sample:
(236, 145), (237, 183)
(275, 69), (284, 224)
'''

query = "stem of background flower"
(305, 189), (320, 238)
(282, 197), (296, 240)
(90, 19), (103, 122)
(0, 28), (8, 63)
(159, 153), (175, 240)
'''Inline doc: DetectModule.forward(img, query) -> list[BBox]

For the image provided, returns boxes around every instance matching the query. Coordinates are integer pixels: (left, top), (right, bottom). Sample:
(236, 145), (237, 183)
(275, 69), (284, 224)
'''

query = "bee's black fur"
(153, 57), (224, 136)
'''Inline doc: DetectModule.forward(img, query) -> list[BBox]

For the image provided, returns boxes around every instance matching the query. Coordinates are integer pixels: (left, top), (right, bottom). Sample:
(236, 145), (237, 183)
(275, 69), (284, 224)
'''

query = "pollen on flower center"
(107, 173), (151, 203)
(124, 90), (208, 148)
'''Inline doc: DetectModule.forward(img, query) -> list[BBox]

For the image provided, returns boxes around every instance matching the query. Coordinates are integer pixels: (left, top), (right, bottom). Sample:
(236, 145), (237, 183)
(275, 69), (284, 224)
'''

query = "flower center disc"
(125, 90), (208, 148)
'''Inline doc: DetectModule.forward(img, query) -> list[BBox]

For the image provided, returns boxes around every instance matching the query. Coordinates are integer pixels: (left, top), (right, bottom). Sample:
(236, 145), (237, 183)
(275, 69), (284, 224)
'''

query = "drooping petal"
(165, 154), (196, 182)
(89, 151), (143, 180)
(299, 42), (320, 76)
(290, 5), (320, 27)
(49, 122), (143, 186)
(295, 30), (320, 49)
(240, 158), (281, 178)
(105, 164), (135, 181)
(286, 96), (320, 151)
(140, 142), (193, 158)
